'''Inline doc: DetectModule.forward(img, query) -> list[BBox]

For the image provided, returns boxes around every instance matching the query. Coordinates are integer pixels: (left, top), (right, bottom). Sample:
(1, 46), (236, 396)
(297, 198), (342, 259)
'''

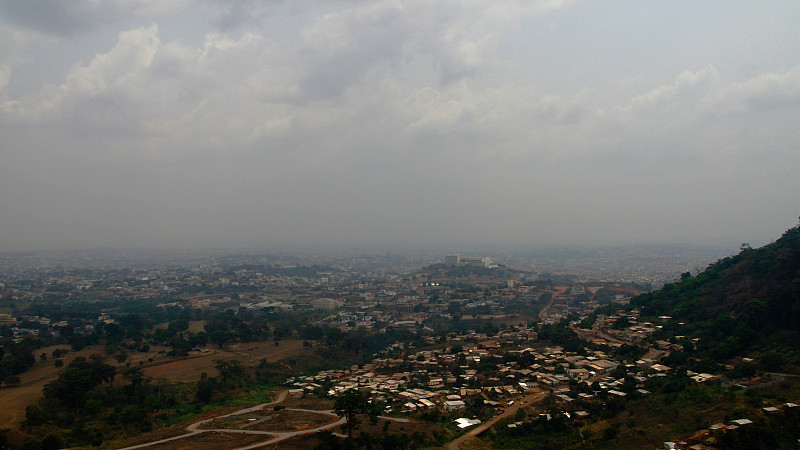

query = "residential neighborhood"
(0, 248), (797, 449)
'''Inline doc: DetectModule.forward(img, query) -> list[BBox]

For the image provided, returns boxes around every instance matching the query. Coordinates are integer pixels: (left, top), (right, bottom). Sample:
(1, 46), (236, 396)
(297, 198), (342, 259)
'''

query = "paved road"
(446, 391), (547, 450)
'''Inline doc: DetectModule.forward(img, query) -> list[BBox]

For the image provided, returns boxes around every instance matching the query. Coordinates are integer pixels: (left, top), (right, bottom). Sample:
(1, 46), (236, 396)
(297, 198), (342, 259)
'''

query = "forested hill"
(630, 221), (800, 369)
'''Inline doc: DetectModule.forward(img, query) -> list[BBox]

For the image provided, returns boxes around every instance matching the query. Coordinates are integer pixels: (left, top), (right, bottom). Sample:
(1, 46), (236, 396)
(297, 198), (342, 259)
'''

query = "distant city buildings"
(444, 254), (493, 268)
(0, 313), (16, 324)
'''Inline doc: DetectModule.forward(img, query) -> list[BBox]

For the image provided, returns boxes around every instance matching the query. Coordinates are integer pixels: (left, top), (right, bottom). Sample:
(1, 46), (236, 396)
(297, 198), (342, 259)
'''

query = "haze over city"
(1, 1), (799, 251)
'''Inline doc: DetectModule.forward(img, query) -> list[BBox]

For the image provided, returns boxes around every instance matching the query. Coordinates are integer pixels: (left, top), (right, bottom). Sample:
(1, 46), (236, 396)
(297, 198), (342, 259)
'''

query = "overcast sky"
(1, 1), (799, 252)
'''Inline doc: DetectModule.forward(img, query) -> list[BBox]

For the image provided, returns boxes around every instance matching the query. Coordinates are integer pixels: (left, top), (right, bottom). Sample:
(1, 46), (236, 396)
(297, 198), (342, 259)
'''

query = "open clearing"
(199, 409), (336, 432)
(281, 396), (335, 410)
(142, 338), (310, 382)
(111, 387), (444, 450)
(127, 431), (273, 450)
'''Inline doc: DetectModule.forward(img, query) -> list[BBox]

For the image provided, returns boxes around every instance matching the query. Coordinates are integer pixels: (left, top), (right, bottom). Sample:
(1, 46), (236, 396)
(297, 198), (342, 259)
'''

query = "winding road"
(117, 390), (352, 450)
(118, 386), (542, 450)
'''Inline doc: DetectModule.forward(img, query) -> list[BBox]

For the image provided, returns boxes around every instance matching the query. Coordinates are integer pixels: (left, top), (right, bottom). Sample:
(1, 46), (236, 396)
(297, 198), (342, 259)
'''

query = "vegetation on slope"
(630, 221), (800, 370)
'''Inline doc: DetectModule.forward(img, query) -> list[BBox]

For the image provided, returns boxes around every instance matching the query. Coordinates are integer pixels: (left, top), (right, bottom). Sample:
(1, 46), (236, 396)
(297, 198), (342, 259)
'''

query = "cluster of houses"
(664, 402), (799, 449)
(2, 314), (84, 343)
(280, 326), (646, 423)
(277, 313), (794, 445)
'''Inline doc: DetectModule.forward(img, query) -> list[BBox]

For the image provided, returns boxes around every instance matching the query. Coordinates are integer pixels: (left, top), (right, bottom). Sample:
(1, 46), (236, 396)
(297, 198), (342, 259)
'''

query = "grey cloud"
(200, 0), (273, 32)
(0, 0), (109, 36)
(0, 0), (181, 36)
(1, 1), (800, 250)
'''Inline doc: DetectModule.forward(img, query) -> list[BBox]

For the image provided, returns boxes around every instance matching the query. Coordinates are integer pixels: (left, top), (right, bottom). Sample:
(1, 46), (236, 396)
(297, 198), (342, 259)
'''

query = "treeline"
(0, 339), (37, 387)
(21, 355), (199, 448)
(537, 319), (588, 355)
(11, 318), (442, 448)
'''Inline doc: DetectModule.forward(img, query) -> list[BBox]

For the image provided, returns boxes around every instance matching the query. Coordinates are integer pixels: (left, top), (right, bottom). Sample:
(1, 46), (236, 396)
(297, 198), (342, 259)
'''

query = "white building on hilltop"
(444, 254), (493, 268)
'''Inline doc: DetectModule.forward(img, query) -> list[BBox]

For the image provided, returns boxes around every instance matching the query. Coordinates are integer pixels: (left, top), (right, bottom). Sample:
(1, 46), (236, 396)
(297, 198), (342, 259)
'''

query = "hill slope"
(630, 221), (800, 369)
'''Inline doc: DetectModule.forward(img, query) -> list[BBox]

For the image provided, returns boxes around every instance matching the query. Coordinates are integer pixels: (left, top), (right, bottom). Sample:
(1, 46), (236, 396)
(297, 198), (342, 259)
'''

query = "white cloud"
(2, 25), (162, 128)
(1, 1), (799, 249)
(625, 65), (721, 113)
(622, 64), (800, 118)
(712, 65), (800, 114)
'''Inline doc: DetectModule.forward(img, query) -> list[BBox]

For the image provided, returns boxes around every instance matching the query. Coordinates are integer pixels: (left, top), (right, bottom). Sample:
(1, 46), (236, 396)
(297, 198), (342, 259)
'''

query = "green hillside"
(630, 220), (800, 370)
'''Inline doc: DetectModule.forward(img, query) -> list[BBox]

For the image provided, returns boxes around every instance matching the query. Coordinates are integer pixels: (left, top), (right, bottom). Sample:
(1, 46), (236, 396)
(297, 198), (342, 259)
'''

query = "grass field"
(142, 338), (310, 382)
(151, 320), (207, 334)
(0, 337), (313, 430)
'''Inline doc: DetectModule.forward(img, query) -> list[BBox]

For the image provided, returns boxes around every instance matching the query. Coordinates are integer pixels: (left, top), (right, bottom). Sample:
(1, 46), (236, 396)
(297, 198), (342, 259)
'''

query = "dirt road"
(117, 390), (411, 450)
(446, 391), (547, 450)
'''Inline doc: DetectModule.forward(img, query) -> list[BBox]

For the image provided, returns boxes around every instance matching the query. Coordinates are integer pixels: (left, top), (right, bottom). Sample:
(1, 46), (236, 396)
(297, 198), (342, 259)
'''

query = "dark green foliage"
(613, 343), (647, 362)
(717, 414), (800, 450)
(728, 361), (757, 379)
(602, 422), (621, 441)
(213, 359), (247, 388)
(757, 350), (787, 371)
(0, 339), (36, 382)
(315, 429), (415, 450)
(195, 378), (214, 403)
(538, 321), (587, 354)
(42, 357), (115, 409)
(628, 223), (800, 368)
(39, 433), (65, 450)
(24, 405), (47, 428)
(578, 314), (596, 329)
(334, 389), (368, 437)
(0, 428), (10, 450)
(491, 413), (581, 449)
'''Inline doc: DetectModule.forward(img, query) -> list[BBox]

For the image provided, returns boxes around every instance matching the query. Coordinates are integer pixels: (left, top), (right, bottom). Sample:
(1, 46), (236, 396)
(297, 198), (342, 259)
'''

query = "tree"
(24, 405), (47, 427)
(334, 389), (368, 437)
(213, 359), (246, 388)
(757, 350), (786, 371)
(0, 428), (10, 450)
(205, 322), (234, 349)
(42, 357), (115, 409)
(196, 378), (214, 403)
(325, 328), (345, 348)
(40, 433), (65, 450)
(123, 367), (149, 398)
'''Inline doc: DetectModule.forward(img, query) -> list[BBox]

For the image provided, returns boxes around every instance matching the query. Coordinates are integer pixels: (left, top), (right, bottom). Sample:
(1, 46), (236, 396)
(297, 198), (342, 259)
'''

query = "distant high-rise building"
(444, 255), (460, 266)
(444, 254), (492, 268)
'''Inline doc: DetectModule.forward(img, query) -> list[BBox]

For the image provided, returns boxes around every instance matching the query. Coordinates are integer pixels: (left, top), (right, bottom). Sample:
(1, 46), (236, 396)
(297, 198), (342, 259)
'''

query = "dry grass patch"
(269, 432), (324, 449)
(142, 338), (310, 382)
(356, 415), (442, 439)
(125, 431), (274, 450)
(200, 409), (336, 432)
(281, 395), (335, 410)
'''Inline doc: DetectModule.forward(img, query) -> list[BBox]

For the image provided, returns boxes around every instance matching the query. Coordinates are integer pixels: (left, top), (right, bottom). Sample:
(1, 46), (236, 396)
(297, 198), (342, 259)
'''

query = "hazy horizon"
(0, 239), (747, 260)
(1, 1), (799, 251)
